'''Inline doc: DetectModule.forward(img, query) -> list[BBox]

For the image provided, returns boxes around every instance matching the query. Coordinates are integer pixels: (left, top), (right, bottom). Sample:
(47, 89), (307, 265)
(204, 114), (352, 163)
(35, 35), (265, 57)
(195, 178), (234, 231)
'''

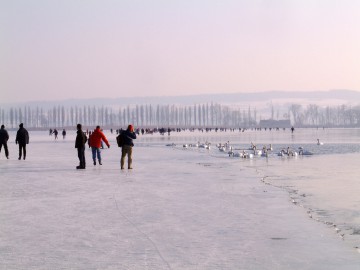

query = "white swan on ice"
(189, 142), (199, 148)
(199, 142), (211, 149)
(243, 151), (254, 159)
(317, 139), (324, 145)
(278, 147), (298, 157)
(248, 142), (256, 150)
(229, 150), (253, 158)
(287, 147), (298, 156)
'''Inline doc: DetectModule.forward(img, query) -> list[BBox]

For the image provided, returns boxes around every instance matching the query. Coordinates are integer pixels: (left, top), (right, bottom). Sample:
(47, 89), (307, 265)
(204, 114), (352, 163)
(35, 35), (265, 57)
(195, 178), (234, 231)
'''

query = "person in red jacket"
(89, 126), (110, 165)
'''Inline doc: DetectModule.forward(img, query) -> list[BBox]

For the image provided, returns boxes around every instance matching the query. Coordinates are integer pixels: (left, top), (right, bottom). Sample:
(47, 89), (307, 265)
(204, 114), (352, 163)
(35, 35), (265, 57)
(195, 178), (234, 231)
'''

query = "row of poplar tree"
(0, 103), (257, 129)
(1, 103), (360, 129)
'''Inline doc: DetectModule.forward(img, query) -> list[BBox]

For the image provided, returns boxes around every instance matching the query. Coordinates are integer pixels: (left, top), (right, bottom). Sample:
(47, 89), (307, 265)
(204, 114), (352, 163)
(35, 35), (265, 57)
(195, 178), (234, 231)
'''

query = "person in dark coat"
(53, 129), (58, 139)
(120, 124), (137, 170)
(75, 123), (87, 169)
(15, 123), (29, 160)
(0, 125), (9, 159)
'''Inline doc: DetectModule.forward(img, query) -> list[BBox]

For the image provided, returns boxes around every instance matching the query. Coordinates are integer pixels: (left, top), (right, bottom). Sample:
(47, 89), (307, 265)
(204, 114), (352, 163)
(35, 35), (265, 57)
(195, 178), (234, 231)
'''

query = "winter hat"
(128, 125), (134, 132)
(19, 123), (23, 128)
(77, 123), (82, 129)
(1, 125), (4, 129)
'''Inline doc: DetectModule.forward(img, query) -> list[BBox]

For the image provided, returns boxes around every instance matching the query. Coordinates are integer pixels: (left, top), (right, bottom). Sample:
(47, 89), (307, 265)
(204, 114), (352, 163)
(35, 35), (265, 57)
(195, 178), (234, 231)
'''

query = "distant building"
(259, 119), (291, 128)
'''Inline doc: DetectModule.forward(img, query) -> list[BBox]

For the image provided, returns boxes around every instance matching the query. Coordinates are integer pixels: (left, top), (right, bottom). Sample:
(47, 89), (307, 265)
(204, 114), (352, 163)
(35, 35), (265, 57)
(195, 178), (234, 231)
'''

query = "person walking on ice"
(16, 123), (29, 160)
(0, 125), (10, 159)
(75, 123), (87, 169)
(120, 124), (137, 170)
(53, 129), (58, 139)
(89, 126), (110, 165)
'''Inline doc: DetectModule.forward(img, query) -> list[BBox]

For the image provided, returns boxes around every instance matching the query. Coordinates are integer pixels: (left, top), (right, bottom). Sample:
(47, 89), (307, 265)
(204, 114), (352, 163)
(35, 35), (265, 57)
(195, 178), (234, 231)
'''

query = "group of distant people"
(49, 128), (67, 139)
(0, 123), (29, 160)
(0, 123), (137, 171)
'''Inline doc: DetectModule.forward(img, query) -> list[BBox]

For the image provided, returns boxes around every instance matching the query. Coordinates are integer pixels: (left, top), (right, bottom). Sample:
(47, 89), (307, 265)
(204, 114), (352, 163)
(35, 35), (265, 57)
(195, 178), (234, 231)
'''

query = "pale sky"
(1, 0), (360, 103)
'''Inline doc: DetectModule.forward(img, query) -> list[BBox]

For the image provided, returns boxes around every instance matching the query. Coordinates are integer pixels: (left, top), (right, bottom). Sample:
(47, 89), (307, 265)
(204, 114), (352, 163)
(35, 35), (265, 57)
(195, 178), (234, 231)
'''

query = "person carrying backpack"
(120, 124), (137, 170)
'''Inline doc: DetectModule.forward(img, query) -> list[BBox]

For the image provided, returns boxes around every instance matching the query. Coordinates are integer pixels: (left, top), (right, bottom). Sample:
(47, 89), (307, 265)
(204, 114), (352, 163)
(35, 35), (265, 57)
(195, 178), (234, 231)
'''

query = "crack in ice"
(113, 196), (172, 270)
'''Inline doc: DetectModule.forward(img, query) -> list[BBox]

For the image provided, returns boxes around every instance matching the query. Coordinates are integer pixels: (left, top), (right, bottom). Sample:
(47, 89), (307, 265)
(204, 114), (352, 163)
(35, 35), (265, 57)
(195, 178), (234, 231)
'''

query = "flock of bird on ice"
(166, 139), (324, 159)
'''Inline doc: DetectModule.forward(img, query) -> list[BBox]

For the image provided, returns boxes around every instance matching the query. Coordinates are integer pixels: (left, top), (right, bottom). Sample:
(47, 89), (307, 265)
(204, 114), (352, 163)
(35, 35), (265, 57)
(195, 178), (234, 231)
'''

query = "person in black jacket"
(16, 123), (29, 160)
(75, 123), (87, 169)
(0, 125), (9, 159)
(120, 124), (137, 170)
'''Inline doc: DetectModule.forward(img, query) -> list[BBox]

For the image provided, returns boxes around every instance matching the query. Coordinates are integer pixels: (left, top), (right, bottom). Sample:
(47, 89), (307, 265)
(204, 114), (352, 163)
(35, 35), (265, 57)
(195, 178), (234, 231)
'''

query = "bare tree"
(289, 104), (302, 125)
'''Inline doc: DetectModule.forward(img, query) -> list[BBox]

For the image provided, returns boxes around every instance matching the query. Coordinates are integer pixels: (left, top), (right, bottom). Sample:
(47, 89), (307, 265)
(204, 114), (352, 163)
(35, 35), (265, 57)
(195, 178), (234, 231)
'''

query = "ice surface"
(0, 131), (360, 269)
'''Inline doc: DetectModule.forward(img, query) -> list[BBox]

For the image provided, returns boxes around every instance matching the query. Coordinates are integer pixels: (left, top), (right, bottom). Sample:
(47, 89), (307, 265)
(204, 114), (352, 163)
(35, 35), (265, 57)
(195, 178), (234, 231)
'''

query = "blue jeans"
(91, 147), (101, 161)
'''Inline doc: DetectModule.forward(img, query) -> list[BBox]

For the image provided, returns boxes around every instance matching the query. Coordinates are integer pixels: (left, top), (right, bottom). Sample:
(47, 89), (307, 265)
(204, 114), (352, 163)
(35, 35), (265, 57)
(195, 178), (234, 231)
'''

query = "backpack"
(83, 133), (88, 145)
(116, 133), (124, 147)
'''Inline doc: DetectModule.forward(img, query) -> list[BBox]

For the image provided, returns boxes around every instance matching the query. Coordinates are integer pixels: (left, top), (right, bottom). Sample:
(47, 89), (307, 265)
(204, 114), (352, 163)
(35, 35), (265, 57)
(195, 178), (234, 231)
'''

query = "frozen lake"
(1, 129), (360, 269)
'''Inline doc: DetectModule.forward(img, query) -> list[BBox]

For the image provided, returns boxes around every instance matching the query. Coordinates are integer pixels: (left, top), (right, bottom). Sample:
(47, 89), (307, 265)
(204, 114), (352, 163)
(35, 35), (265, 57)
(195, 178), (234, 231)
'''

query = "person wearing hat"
(0, 124), (10, 159)
(120, 124), (137, 170)
(15, 123), (29, 160)
(75, 123), (87, 169)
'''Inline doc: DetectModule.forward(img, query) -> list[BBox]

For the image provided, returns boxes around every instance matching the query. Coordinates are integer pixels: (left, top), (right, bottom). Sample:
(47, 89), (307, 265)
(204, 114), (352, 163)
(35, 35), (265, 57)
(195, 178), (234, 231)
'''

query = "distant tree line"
(287, 104), (360, 127)
(0, 103), (257, 129)
(1, 103), (360, 129)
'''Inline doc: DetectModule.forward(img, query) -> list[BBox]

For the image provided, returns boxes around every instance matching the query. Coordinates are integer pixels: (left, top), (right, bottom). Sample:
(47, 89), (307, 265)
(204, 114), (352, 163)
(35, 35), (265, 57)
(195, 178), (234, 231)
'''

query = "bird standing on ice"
(317, 139), (324, 145)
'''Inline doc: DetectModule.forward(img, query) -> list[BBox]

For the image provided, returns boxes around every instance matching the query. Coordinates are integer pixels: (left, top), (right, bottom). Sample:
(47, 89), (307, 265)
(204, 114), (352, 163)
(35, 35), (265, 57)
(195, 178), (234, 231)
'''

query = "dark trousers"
(0, 143), (9, 157)
(77, 147), (86, 168)
(18, 144), (26, 159)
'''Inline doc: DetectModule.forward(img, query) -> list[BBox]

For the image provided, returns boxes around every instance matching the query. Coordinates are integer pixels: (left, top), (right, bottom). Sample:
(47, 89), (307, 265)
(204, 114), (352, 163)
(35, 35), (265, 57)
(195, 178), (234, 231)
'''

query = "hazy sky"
(1, 0), (360, 103)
